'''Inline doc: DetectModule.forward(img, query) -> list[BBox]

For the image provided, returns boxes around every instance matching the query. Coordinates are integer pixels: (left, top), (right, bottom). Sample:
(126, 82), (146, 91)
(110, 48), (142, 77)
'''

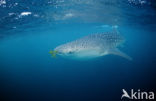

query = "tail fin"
(108, 48), (132, 60)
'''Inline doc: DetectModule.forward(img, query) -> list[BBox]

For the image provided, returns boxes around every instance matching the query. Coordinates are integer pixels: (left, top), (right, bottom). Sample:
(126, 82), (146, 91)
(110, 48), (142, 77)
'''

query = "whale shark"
(50, 30), (132, 60)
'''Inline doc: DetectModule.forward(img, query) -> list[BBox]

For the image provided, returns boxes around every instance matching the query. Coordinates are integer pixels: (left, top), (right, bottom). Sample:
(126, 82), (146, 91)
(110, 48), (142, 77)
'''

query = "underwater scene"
(0, 0), (156, 101)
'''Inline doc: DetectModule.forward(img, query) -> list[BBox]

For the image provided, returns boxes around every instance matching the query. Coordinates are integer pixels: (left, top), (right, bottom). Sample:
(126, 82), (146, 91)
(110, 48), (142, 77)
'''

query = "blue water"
(0, 0), (156, 101)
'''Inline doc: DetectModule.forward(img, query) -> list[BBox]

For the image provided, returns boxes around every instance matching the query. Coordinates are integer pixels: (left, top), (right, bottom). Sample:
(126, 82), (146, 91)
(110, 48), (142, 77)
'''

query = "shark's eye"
(68, 51), (73, 54)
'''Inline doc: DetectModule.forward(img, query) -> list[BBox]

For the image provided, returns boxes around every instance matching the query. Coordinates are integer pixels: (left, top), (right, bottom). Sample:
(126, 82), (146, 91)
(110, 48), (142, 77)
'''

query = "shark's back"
(70, 30), (124, 49)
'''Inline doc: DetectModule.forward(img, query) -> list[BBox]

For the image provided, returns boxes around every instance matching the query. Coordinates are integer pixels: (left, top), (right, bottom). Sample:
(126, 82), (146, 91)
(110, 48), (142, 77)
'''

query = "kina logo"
(121, 89), (155, 100)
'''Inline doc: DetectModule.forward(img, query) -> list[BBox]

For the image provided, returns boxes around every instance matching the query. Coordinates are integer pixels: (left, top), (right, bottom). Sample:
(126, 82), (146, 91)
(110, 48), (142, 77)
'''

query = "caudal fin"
(108, 48), (132, 60)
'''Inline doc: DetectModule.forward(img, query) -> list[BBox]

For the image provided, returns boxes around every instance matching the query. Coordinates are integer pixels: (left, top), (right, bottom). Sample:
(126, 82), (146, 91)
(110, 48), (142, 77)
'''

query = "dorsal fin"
(112, 26), (119, 35)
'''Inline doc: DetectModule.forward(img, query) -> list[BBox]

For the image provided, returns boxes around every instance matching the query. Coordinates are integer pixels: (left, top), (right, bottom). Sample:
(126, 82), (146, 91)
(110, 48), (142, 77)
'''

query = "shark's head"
(54, 44), (77, 57)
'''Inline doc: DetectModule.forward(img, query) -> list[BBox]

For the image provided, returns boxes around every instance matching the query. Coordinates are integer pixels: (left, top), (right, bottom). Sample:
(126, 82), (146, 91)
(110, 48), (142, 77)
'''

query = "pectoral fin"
(108, 48), (132, 60)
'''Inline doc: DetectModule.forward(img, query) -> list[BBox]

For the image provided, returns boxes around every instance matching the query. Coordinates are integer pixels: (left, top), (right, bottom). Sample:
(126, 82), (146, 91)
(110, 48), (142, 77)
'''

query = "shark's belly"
(73, 48), (107, 58)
